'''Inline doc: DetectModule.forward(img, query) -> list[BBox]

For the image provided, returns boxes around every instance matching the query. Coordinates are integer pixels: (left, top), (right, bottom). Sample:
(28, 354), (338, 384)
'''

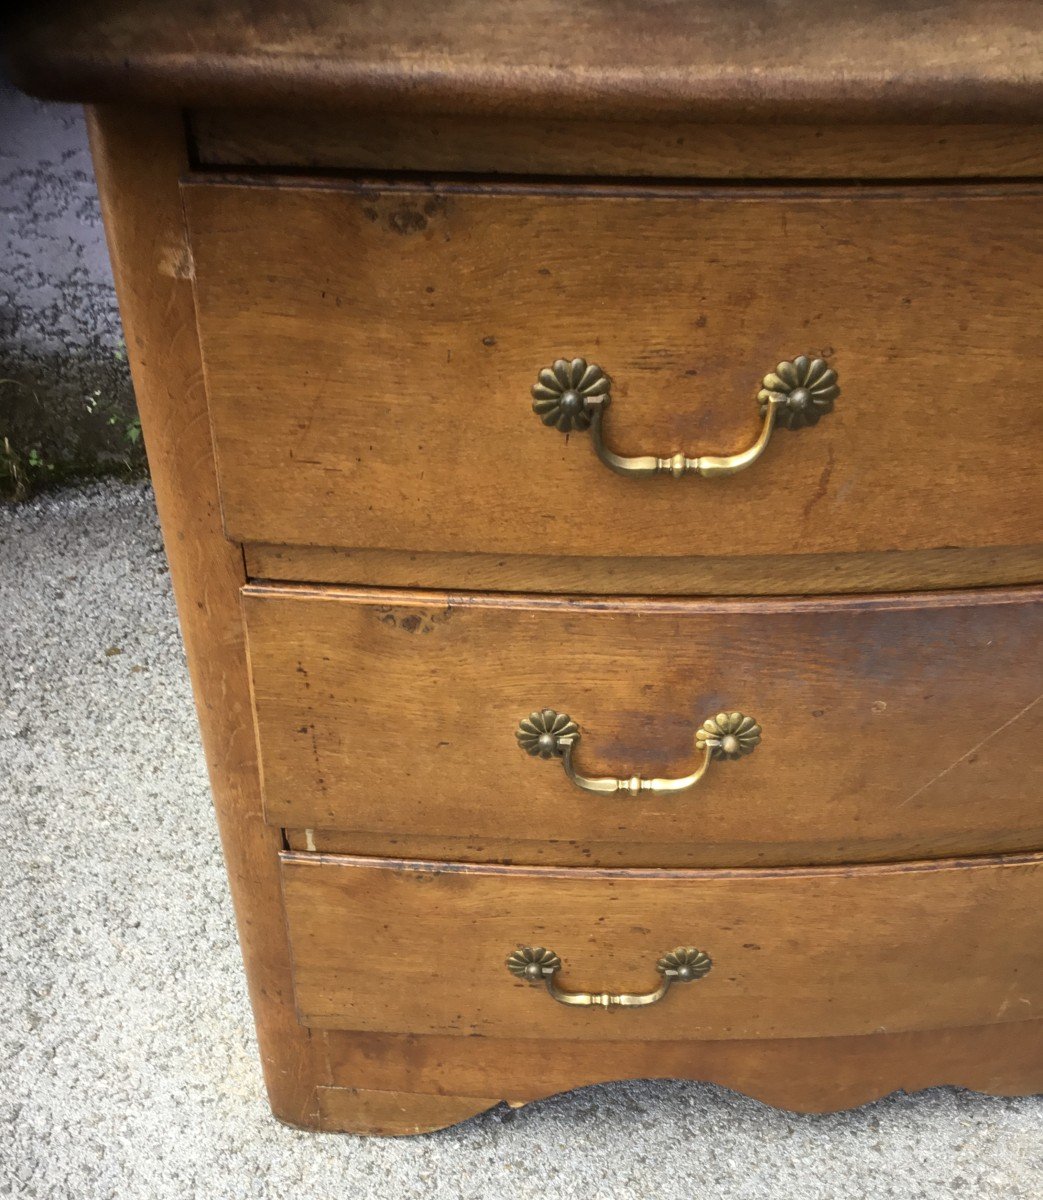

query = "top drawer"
(185, 179), (1043, 567)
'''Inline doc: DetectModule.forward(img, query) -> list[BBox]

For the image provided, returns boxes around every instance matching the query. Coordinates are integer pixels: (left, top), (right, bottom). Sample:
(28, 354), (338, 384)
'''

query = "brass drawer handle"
(507, 945), (712, 1008)
(516, 709), (761, 796)
(531, 356), (838, 478)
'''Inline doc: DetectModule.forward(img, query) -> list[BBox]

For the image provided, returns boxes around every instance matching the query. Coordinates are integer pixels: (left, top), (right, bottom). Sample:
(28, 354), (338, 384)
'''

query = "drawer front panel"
(186, 179), (1043, 563)
(280, 852), (1043, 1039)
(245, 585), (1043, 867)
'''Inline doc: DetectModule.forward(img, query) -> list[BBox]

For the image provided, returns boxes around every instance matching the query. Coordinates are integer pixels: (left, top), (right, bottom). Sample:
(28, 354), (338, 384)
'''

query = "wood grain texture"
(85, 108), (323, 1127)
(280, 851), (1043, 1040)
(68, 63), (1043, 1137)
(315, 1087), (502, 1136)
(246, 542), (1043, 597)
(280, 823), (1043, 869)
(185, 179), (1043, 561)
(192, 110), (1043, 178)
(317, 1021), (1043, 1133)
(244, 585), (1043, 867)
(10, 2), (1043, 123)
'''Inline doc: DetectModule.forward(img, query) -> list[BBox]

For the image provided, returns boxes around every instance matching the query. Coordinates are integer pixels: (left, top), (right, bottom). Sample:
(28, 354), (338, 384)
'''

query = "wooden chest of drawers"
(11, 1), (1043, 1135)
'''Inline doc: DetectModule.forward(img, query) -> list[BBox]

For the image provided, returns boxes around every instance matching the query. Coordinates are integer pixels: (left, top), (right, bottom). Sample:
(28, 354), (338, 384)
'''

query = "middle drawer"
(243, 584), (1043, 868)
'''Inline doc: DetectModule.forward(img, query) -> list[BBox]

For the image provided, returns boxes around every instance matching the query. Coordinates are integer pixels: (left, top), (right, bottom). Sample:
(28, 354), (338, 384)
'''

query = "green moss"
(0, 348), (147, 501)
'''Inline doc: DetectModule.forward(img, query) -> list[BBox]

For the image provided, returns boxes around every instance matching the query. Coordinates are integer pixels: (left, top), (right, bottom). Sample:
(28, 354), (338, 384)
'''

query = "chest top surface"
(7, 0), (1043, 123)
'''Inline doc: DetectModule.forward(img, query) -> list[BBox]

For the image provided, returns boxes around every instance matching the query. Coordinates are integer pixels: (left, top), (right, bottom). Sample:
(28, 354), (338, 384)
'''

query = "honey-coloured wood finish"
(186, 179), (1043, 562)
(246, 542), (1043, 597)
(245, 585), (1043, 868)
(280, 852), (1043, 1040)
(314, 1020), (1043, 1134)
(10, 1), (1043, 124)
(85, 108), (323, 1126)
(323, 1022), (1043, 1116)
(315, 1087), (504, 1137)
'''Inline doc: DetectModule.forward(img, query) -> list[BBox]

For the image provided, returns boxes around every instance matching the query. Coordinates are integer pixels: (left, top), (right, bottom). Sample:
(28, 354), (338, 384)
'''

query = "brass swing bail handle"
(516, 709), (761, 796)
(531, 356), (838, 479)
(507, 945), (712, 1008)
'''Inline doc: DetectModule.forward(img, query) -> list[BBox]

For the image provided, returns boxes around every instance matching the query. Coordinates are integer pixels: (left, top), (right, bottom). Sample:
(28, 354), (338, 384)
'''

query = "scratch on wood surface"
(802, 444), (834, 524)
(995, 978), (1033, 1020)
(293, 381), (328, 450)
(897, 692), (1043, 809)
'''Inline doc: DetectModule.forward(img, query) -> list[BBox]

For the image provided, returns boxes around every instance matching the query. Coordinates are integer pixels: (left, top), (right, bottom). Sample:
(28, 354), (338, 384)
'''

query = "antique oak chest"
(9, 2), (1043, 1135)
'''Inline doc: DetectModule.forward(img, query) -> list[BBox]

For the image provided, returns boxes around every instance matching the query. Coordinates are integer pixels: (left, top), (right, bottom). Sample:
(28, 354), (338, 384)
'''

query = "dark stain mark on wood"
(388, 206), (428, 234)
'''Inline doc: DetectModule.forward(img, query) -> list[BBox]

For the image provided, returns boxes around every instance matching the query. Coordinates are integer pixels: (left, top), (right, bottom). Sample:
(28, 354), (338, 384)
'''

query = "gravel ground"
(1, 480), (1040, 1199)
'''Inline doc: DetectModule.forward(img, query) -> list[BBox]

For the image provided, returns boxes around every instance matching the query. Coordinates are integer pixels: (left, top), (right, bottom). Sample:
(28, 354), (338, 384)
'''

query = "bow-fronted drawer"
(280, 851), (1043, 1040)
(244, 583), (1043, 868)
(185, 179), (1043, 589)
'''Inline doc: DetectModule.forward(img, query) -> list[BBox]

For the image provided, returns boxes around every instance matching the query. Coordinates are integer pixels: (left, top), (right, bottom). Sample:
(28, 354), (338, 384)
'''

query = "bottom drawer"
(281, 852), (1043, 1042)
